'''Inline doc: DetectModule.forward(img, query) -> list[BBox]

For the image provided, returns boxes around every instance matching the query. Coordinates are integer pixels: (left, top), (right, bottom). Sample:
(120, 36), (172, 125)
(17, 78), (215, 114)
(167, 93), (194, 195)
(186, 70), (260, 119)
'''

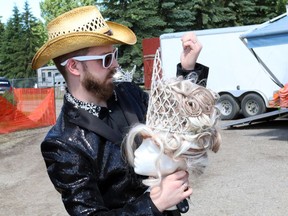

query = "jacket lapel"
(64, 102), (122, 143)
(63, 84), (141, 143)
(116, 86), (139, 126)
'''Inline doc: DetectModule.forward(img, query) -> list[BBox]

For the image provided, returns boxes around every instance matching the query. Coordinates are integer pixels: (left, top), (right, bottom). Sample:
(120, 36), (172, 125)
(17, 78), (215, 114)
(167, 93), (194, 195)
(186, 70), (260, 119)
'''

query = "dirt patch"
(1, 99), (287, 215)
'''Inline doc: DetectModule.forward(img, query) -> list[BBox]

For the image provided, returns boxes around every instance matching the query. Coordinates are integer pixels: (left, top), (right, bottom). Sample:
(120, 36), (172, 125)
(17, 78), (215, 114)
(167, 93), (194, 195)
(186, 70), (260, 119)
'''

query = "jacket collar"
(115, 85), (139, 125)
(63, 87), (140, 143)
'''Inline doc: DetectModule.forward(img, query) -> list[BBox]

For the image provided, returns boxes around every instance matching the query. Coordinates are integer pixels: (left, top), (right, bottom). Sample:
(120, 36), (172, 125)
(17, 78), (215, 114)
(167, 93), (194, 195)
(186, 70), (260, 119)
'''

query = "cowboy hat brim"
(32, 21), (137, 69)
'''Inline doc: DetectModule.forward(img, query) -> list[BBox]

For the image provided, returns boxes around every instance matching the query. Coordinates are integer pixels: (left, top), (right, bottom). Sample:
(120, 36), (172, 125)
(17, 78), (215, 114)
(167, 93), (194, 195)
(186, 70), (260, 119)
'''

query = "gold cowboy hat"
(32, 6), (137, 69)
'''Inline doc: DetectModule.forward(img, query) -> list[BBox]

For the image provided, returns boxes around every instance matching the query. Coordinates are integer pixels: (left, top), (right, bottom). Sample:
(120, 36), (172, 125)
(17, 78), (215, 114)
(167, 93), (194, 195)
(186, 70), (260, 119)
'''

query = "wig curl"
(124, 76), (221, 187)
(124, 48), (221, 186)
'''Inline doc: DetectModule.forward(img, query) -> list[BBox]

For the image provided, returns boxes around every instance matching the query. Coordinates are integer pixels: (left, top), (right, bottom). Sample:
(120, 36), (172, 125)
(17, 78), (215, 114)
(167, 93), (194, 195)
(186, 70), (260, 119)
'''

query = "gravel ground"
(0, 99), (287, 216)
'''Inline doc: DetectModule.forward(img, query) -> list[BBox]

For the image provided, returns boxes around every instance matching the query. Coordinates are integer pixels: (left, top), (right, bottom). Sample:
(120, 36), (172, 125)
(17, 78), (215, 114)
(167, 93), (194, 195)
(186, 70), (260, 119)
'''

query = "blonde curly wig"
(124, 49), (221, 186)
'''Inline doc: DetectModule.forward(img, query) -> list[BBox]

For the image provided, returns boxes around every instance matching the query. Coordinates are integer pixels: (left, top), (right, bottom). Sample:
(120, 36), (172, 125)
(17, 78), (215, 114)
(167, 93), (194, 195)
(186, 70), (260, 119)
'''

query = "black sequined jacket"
(41, 64), (209, 216)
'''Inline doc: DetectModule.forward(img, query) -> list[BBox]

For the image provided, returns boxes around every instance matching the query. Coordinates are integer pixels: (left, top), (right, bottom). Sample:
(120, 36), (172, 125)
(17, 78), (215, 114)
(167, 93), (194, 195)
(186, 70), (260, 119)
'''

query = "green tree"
(161, 0), (233, 30)
(251, 0), (278, 23)
(0, 1), (46, 79)
(0, 6), (23, 79)
(36, 0), (288, 80)
(99, 0), (166, 70)
(221, 0), (257, 26)
(0, 20), (5, 77)
(184, 0), (258, 29)
(158, 0), (197, 32)
(276, 0), (288, 14)
(40, 0), (95, 24)
(20, 1), (46, 78)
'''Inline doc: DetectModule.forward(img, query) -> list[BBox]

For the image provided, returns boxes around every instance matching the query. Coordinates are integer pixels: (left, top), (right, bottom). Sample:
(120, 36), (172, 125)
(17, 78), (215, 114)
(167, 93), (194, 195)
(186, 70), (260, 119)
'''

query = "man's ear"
(66, 59), (80, 76)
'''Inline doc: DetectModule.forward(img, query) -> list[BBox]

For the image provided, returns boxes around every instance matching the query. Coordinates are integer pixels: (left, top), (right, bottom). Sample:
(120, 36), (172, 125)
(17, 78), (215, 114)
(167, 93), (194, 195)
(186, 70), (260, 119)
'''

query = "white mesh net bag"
(145, 48), (221, 162)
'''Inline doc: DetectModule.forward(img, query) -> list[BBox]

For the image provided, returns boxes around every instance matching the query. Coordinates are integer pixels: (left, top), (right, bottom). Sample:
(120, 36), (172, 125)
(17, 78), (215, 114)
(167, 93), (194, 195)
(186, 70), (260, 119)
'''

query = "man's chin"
(83, 74), (115, 101)
(99, 82), (114, 100)
(107, 81), (115, 91)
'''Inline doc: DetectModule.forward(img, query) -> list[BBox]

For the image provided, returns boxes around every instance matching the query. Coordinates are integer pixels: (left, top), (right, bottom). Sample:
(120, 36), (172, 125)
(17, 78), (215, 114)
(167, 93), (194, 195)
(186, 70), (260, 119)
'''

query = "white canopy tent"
(240, 13), (288, 88)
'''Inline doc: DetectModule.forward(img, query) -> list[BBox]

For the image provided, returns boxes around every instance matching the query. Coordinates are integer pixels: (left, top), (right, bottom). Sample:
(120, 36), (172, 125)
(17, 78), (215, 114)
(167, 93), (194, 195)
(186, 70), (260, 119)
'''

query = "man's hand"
(180, 32), (202, 71)
(150, 170), (192, 212)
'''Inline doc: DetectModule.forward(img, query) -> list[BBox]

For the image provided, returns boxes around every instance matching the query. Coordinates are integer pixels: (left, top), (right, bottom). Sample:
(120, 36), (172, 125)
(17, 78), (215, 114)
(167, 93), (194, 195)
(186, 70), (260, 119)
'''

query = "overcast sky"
(0, 0), (42, 23)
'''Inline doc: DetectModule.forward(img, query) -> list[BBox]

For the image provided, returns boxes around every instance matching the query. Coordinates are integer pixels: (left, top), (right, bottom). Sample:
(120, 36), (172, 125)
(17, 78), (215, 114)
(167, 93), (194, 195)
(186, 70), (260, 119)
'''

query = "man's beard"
(82, 68), (115, 101)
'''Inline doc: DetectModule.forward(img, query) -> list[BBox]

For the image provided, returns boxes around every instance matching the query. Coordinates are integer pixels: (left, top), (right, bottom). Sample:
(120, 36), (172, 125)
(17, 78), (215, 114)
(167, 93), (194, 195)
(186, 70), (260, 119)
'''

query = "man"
(32, 5), (208, 216)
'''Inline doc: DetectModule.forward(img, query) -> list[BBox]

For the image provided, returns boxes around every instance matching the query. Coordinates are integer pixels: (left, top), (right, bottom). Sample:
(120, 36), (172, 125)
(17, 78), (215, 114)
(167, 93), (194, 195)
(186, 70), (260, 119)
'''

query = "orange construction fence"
(279, 83), (288, 107)
(0, 88), (56, 134)
(269, 83), (288, 108)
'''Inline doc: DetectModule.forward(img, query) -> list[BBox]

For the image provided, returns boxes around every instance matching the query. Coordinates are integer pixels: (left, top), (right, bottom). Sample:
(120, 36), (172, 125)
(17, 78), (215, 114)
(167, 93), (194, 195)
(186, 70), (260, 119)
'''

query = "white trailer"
(36, 65), (65, 88)
(160, 17), (288, 120)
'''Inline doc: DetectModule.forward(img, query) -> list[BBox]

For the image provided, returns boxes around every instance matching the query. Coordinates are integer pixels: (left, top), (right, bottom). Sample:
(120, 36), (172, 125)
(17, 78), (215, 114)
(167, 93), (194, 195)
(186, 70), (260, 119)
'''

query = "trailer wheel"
(218, 94), (240, 120)
(241, 93), (266, 117)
